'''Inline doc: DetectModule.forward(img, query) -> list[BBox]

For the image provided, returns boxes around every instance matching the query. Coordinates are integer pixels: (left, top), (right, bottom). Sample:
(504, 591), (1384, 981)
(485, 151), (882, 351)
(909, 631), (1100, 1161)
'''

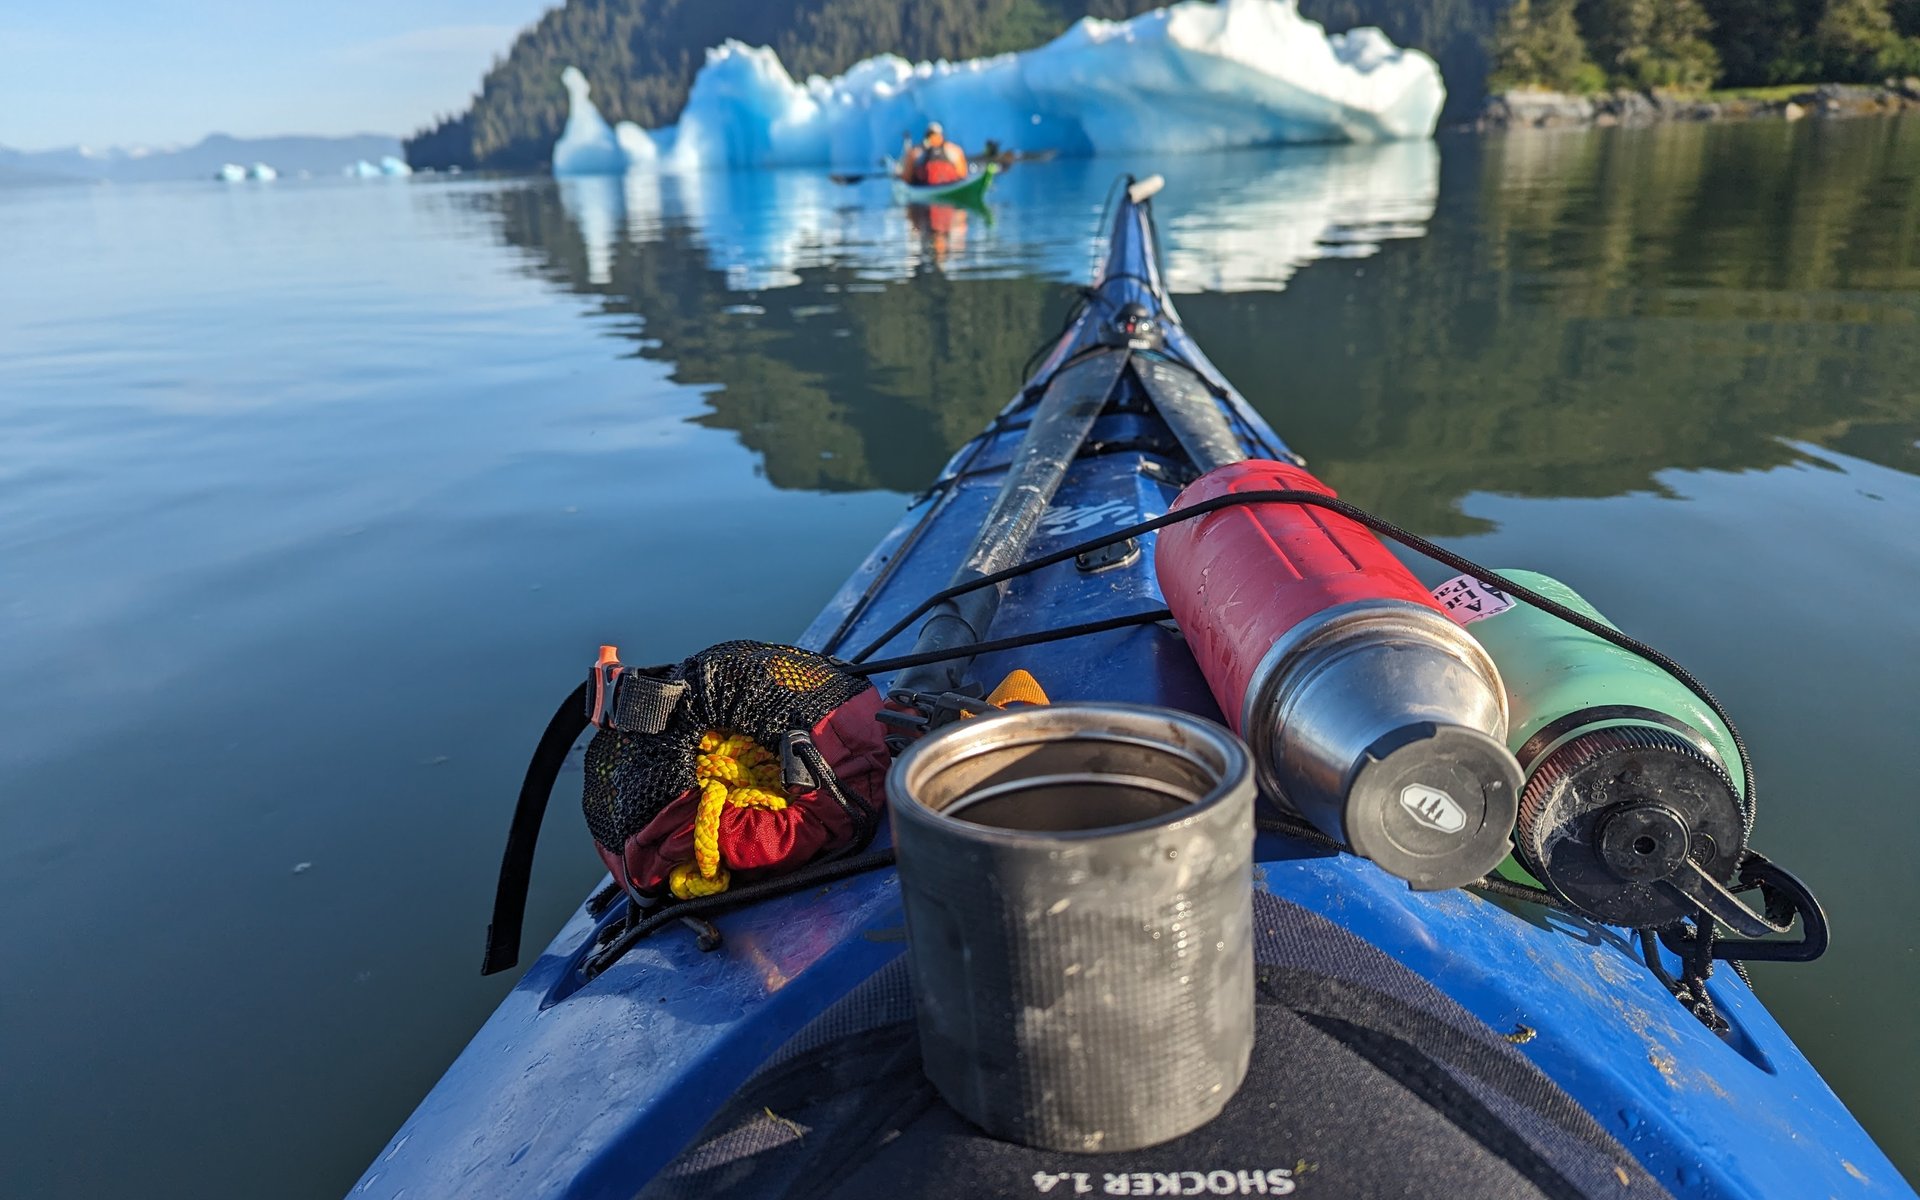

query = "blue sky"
(0, 0), (553, 150)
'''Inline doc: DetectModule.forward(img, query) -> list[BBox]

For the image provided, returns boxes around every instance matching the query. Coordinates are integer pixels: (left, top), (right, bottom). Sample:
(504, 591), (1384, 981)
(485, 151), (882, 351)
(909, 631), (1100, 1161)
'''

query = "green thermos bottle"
(1434, 570), (1750, 928)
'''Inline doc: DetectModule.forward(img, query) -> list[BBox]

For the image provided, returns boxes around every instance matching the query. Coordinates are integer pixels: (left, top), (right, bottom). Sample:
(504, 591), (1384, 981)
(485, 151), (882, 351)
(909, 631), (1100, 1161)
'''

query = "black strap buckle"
(780, 730), (820, 793)
(876, 686), (989, 752)
(587, 647), (688, 735)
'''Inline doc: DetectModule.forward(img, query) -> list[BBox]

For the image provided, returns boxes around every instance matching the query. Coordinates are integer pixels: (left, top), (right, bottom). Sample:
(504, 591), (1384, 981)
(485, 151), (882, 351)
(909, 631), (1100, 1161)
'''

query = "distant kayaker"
(902, 122), (968, 186)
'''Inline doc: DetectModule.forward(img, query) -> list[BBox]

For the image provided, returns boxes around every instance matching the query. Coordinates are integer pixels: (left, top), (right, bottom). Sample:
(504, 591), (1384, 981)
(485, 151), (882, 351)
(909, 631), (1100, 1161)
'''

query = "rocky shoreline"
(1475, 80), (1920, 131)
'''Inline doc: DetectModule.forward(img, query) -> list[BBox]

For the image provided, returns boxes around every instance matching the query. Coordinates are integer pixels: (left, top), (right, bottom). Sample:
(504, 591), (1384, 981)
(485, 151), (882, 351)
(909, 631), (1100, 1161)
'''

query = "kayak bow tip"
(1127, 174), (1165, 204)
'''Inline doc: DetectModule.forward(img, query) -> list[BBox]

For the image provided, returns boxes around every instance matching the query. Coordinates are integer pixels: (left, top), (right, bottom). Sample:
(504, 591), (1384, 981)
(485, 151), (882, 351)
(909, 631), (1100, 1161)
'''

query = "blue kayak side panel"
(355, 872), (909, 1198)
(1251, 847), (1907, 1200)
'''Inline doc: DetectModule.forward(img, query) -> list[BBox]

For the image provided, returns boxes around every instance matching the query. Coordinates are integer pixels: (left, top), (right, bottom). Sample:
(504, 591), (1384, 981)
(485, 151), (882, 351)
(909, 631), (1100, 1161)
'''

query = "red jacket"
(908, 141), (967, 186)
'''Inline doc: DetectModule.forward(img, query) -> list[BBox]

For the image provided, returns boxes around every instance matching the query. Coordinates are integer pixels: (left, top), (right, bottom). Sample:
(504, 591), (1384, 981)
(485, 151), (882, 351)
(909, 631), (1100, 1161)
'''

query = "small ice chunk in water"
(345, 157), (414, 178)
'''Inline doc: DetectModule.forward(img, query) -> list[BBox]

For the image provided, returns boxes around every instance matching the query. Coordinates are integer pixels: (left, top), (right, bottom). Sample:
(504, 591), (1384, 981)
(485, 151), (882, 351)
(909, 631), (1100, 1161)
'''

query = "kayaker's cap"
(924, 122), (944, 141)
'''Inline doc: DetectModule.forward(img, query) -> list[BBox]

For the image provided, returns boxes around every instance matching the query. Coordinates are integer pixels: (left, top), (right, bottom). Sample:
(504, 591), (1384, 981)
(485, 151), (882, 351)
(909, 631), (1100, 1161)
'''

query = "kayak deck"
(354, 184), (1910, 1200)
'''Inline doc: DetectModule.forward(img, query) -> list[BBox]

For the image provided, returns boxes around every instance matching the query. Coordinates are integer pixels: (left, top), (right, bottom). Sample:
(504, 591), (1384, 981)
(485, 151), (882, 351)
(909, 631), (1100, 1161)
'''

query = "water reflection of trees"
(1205, 118), (1920, 532)
(484, 118), (1920, 531)
(480, 145), (1442, 494)
(488, 184), (1049, 492)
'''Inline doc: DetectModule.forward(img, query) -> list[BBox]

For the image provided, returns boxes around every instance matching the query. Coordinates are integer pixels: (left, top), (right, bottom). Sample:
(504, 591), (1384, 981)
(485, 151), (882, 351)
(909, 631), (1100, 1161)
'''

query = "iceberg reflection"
(514, 143), (1440, 495)
(554, 141), (1438, 297)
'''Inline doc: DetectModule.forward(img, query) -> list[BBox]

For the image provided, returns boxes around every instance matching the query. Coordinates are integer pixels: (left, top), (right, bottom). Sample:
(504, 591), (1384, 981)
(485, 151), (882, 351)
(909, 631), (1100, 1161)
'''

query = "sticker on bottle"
(1431, 574), (1514, 626)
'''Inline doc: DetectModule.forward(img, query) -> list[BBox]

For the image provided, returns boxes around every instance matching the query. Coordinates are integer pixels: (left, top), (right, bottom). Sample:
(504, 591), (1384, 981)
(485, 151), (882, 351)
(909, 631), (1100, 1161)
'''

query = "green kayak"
(890, 161), (998, 208)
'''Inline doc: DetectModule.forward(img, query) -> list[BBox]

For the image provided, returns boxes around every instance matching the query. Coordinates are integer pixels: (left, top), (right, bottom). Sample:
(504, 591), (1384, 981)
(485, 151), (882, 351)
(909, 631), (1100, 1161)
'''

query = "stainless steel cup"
(888, 703), (1255, 1153)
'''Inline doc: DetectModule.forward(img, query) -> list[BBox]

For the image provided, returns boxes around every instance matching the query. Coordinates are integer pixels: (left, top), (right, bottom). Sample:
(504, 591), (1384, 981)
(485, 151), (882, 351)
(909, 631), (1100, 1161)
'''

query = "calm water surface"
(3, 119), (1917, 1196)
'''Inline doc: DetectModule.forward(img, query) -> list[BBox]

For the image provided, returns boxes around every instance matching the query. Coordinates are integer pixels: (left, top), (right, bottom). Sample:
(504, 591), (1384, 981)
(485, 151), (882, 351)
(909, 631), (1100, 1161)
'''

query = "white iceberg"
(615, 121), (659, 169)
(553, 67), (630, 176)
(216, 162), (247, 182)
(345, 157), (413, 178)
(552, 0), (1442, 176)
(247, 162), (278, 181)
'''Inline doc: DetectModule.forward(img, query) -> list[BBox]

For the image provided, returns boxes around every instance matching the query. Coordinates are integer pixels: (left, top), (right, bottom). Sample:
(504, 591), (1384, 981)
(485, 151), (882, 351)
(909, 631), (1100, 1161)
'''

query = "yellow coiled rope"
(667, 730), (789, 900)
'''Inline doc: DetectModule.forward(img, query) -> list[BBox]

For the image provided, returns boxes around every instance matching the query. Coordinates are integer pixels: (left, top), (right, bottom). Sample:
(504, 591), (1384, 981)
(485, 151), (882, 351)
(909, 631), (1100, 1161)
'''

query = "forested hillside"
(1491, 0), (1920, 93)
(407, 0), (1506, 170)
(407, 0), (1920, 170)
(410, 0), (1151, 169)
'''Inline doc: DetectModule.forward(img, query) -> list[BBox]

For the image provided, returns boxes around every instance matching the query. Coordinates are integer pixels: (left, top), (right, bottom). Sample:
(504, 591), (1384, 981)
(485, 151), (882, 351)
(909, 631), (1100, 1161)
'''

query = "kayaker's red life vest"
(913, 142), (965, 186)
(922, 155), (964, 186)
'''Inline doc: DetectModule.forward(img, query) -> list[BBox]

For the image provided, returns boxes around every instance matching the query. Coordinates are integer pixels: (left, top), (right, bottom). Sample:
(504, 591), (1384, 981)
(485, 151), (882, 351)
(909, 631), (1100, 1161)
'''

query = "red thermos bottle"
(1155, 460), (1522, 889)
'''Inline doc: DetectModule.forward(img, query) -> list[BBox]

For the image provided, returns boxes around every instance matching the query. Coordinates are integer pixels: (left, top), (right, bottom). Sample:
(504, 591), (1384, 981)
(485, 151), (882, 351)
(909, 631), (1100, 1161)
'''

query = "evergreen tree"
(406, 112), (474, 172)
(1579, 0), (1722, 89)
(1579, 0), (1644, 79)
(1642, 0), (1724, 85)
(1814, 0), (1920, 77)
(1889, 0), (1920, 72)
(1489, 0), (1605, 90)
(1701, 0), (1817, 85)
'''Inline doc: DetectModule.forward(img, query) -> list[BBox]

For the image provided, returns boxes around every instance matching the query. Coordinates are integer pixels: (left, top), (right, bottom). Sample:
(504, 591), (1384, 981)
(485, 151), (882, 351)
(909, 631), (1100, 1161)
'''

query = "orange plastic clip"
(591, 644), (623, 728)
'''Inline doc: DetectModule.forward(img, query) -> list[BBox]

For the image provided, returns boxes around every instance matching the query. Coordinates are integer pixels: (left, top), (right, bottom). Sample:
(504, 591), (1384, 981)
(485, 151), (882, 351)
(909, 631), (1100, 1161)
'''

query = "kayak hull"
(354, 180), (1913, 1200)
(890, 161), (997, 208)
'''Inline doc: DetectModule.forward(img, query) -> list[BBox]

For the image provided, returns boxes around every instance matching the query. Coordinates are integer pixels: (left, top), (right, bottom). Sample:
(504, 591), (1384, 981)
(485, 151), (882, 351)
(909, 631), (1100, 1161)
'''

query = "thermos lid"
(1343, 722), (1523, 891)
(1516, 723), (1747, 926)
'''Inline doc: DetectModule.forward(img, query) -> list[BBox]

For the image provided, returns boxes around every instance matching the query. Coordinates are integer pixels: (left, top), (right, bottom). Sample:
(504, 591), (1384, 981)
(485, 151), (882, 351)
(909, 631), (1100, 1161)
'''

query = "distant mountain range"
(0, 133), (404, 185)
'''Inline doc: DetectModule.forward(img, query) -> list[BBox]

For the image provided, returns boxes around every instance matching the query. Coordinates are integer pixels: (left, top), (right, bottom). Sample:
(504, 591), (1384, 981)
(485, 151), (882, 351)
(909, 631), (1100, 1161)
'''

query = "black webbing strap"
(612, 673), (687, 734)
(482, 680), (590, 976)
